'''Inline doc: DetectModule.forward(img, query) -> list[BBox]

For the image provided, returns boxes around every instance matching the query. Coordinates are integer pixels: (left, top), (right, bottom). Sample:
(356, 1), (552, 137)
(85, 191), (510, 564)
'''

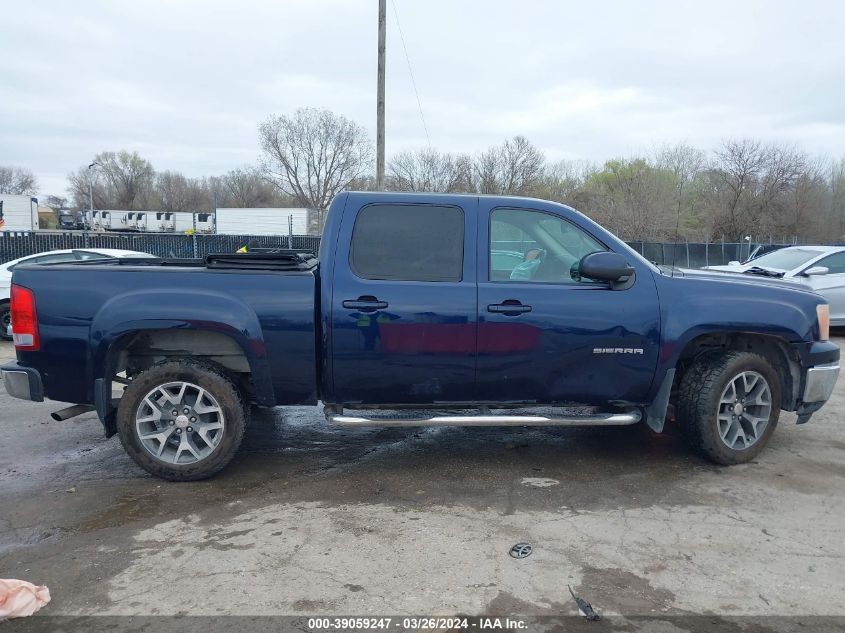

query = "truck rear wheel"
(677, 351), (781, 465)
(116, 360), (246, 481)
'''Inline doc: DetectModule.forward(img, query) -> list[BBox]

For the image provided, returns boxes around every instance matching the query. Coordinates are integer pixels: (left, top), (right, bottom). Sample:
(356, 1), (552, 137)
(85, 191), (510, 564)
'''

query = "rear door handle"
(487, 300), (532, 315)
(342, 296), (389, 312)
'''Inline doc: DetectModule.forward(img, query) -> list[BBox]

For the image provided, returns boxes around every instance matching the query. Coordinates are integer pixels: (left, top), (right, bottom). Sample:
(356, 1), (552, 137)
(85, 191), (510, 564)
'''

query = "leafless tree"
(388, 148), (472, 192)
(473, 136), (545, 196)
(259, 108), (372, 209)
(655, 143), (707, 237)
(829, 159), (845, 238)
(709, 139), (770, 239)
(155, 171), (210, 212)
(536, 159), (594, 205)
(43, 195), (69, 210)
(0, 166), (38, 195)
(68, 150), (156, 210)
(212, 168), (287, 208)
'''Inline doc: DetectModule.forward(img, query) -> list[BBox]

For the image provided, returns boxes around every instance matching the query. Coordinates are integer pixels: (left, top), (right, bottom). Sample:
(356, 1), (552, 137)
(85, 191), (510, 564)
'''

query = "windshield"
(746, 248), (821, 271)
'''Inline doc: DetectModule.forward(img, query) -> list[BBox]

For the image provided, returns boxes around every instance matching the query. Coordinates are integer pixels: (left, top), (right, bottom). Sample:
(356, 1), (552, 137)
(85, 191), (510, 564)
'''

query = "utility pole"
(376, 0), (386, 190)
(87, 161), (101, 229)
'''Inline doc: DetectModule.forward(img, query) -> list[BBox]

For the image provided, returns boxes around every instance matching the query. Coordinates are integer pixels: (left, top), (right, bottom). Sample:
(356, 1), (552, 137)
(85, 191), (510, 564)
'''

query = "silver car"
(706, 245), (845, 325)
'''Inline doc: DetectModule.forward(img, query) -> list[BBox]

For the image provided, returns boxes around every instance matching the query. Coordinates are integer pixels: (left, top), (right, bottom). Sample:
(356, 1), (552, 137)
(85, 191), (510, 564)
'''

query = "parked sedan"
(1, 248), (155, 339)
(706, 245), (845, 325)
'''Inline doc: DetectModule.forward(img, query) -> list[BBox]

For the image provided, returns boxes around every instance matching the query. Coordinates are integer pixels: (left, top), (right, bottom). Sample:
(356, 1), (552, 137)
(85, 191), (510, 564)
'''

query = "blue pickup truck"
(2, 192), (840, 480)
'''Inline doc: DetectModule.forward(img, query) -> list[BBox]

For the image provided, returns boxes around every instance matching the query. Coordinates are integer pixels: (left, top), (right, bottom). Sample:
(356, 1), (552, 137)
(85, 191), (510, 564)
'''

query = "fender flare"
(89, 288), (275, 434)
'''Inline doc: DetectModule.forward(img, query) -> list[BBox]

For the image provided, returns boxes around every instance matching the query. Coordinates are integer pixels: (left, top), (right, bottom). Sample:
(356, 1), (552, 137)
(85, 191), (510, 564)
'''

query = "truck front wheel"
(116, 360), (246, 481)
(677, 351), (781, 465)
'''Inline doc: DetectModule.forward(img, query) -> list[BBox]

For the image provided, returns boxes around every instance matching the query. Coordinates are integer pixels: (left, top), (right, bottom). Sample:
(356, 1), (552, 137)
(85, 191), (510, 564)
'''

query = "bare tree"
(473, 136), (545, 195)
(43, 195), (69, 210)
(155, 171), (210, 212)
(388, 148), (472, 192)
(709, 139), (769, 239)
(0, 166), (38, 195)
(655, 143), (707, 237)
(67, 165), (108, 211)
(830, 158), (845, 238)
(537, 159), (594, 205)
(68, 150), (156, 210)
(212, 168), (287, 207)
(770, 157), (828, 241)
(259, 108), (372, 209)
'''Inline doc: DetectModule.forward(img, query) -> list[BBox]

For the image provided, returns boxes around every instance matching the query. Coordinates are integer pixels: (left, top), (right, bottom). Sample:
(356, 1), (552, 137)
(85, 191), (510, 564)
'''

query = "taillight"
(10, 284), (39, 351)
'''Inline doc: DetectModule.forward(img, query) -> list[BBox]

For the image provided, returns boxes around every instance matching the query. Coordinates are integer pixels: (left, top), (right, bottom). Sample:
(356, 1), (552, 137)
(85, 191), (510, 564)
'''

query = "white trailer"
(173, 212), (196, 233)
(0, 195), (39, 231)
(146, 211), (192, 233)
(214, 208), (310, 235)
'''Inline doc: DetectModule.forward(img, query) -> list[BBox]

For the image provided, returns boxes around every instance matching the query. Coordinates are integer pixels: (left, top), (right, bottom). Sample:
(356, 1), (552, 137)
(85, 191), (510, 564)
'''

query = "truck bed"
(11, 256), (318, 407)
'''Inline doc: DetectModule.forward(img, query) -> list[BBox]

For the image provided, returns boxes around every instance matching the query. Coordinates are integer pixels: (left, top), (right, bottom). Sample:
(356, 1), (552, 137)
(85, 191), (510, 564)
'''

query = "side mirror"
(804, 266), (829, 276)
(728, 260), (741, 266)
(579, 251), (635, 283)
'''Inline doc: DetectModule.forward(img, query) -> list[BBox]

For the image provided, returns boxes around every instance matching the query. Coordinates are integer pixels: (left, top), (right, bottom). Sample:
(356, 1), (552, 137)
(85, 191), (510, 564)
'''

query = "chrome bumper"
(803, 363), (840, 403)
(1, 363), (44, 402)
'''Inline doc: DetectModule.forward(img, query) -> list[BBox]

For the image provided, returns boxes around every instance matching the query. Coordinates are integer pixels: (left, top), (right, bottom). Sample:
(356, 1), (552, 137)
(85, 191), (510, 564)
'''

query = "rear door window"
(350, 204), (464, 282)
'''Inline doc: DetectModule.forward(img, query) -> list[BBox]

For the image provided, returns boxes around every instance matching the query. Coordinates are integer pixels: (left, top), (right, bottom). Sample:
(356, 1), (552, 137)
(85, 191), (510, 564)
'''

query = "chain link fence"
(1, 230), (791, 268)
(0, 231), (322, 264)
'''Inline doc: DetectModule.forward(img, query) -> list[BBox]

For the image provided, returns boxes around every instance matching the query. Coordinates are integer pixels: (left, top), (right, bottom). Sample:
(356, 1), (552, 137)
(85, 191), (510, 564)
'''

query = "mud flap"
(644, 368), (675, 433)
(94, 378), (117, 438)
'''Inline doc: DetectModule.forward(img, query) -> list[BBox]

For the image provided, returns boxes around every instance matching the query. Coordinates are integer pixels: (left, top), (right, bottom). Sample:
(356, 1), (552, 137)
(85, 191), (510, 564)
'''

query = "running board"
(328, 409), (641, 428)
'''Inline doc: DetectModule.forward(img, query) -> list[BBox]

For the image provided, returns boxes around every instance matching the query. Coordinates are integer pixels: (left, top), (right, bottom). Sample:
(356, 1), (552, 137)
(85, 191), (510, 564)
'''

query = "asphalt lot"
(1, 337), (845, 628)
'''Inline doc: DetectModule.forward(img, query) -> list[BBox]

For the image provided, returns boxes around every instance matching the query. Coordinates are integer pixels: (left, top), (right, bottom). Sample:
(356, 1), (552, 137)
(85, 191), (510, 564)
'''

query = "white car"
(1, 248), (155, 339)
(705, 245), (845, 325)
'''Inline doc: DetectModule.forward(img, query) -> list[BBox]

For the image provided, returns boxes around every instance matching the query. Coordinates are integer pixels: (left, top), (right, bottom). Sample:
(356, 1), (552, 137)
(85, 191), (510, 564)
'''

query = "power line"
(390, 0), (432, 148)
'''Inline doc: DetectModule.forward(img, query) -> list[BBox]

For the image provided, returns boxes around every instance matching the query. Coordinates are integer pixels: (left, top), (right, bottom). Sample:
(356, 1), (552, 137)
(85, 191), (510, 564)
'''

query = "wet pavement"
(1, 338), (845, 626)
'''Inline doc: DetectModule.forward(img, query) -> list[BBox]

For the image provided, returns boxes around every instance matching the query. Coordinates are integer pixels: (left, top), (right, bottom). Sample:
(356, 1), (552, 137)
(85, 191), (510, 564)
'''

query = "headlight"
(817, 304), (830, 341)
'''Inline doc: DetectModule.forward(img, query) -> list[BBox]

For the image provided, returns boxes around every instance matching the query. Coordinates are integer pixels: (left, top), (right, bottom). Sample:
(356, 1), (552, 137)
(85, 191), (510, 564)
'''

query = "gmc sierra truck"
(2, 192), (840, 480)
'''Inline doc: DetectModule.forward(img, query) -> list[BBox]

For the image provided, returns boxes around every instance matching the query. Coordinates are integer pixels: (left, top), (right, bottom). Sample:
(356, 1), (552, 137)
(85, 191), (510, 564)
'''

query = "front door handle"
(487, 300), (532, 315)
(342, 296), (389, 312)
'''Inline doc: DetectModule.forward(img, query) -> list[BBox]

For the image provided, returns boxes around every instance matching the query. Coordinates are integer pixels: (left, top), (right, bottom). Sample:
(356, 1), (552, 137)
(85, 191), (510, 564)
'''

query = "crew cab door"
(476, 201), (660, 405)
(330, 196), (477, 404)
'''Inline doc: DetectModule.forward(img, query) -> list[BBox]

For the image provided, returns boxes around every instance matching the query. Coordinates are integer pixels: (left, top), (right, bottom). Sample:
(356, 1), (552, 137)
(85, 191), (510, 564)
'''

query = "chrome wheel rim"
(135, 381), (225, 464)
(717, 371), (772, 450)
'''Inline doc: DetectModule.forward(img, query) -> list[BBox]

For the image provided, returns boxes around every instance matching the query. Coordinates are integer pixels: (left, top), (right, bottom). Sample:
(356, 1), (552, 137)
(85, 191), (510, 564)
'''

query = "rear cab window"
(350, 203), (464, 282)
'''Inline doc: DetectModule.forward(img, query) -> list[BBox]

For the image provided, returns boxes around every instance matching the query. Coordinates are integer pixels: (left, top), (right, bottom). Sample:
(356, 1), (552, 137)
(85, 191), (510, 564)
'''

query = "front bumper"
(793, 340), (840, 423)
(1, 362), (44, 402)
(802, 362), (840, 403)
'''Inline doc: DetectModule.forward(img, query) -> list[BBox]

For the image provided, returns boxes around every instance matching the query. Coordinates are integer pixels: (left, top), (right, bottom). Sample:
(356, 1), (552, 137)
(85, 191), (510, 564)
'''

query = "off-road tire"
(117, 359), (246, 481)
(677, 350), (781, 465)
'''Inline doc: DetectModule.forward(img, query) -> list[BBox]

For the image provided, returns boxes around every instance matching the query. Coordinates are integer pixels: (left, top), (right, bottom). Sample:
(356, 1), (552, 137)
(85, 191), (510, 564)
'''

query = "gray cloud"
(1, 0), (843, 197)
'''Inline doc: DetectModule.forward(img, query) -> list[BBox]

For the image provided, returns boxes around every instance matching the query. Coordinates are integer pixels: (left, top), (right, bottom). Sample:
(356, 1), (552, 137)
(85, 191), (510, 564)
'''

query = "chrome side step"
(328, 409), (641, 428)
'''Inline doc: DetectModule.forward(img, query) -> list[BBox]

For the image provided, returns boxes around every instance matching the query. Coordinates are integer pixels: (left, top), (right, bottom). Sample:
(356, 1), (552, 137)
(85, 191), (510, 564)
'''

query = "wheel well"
(109, 329), (254, 398)
(674, 332), (801, 410)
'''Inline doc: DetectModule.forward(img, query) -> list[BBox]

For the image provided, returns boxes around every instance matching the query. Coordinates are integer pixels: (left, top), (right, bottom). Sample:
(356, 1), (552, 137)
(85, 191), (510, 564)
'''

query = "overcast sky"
(3, 0), (844, 198)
